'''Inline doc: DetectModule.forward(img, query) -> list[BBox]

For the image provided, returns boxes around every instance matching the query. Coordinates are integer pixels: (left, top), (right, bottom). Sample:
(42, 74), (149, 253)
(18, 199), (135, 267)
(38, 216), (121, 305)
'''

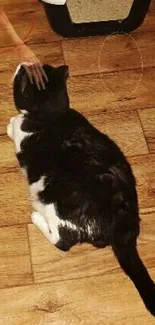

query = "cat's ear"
(21, 73), (28, 96)
(57, 65), (69, 80)
(16, 65), (30, 98)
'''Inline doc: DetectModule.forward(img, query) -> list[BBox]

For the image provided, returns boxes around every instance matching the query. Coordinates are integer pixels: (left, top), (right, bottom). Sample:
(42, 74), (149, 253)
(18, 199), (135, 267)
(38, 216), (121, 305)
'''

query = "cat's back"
(59, 109), (127, 172)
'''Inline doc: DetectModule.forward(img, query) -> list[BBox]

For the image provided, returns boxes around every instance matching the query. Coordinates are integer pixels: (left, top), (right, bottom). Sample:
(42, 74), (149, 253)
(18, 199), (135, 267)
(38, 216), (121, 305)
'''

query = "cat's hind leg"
(55, 226), (79, 252)
(45, 204), (79, 251)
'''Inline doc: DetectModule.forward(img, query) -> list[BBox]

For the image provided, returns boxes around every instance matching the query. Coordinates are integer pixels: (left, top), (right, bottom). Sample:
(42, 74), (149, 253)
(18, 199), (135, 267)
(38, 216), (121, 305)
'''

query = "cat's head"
(13, 64), (69, 117)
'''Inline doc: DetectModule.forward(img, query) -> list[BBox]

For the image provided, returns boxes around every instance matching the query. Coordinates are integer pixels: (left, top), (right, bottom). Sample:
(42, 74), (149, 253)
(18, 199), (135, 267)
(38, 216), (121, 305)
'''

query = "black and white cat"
(7, 64), (155, 316)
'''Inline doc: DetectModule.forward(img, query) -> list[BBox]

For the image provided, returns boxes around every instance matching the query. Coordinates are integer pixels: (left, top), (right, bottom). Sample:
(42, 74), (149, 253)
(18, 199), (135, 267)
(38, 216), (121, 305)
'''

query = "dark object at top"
(40, 0), (151, 38)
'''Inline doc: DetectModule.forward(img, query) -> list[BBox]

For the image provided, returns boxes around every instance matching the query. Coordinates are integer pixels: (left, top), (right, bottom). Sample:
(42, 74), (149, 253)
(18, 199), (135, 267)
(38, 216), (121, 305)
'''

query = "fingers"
(23, 65), (33, 85)
(34, 65), (46, 90)
(39, 64), (49, 83)
(23, 62), (48, 91)
(30, 65), (41, 91)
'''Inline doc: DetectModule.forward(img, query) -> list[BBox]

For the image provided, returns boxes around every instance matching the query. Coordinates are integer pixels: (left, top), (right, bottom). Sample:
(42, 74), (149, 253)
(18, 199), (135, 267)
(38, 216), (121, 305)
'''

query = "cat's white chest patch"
(30, 176), (45, 202)
(7, 114), (32, 153)
(29, 176), (46, 216)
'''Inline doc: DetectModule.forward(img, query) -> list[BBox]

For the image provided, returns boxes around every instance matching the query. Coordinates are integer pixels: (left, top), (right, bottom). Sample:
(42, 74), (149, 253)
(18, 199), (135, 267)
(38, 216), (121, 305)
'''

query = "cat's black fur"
(13, 64), (155, 316)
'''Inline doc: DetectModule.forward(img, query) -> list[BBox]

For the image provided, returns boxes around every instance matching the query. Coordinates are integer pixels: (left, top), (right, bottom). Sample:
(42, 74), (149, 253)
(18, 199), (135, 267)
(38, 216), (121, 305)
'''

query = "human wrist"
(0, 10), (24, 48)
(14, 40), (25, 48)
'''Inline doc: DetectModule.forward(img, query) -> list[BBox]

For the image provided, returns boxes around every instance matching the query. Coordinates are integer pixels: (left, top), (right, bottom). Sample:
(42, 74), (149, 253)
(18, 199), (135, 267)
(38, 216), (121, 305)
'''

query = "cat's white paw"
(7, 123), (13, 139)
(31, 211), (41, 225)
(31, 211), (50, 235)
(10, 116), (16, 123)
(6, 116), (16, 139)
(31, 211), (59, 245)
(7, 114), (29, 154)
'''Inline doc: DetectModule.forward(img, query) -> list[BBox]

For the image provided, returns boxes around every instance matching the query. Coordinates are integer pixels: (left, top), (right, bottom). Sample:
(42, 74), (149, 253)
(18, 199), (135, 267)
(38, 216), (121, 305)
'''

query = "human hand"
(16, 43), (48, 90)
(0, 9), (48, 89)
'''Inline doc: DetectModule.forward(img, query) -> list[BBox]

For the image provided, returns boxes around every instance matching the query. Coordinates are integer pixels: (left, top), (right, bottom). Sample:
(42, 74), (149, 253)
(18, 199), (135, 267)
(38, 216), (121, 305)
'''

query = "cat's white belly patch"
(30, 177), (78, 244)
(7, 114), (32, 153)
(30, 176), (45, 204)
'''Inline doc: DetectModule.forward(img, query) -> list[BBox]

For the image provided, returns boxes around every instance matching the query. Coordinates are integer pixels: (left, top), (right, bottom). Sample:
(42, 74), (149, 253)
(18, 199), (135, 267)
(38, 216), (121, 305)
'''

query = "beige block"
(67, 0), (134, 23)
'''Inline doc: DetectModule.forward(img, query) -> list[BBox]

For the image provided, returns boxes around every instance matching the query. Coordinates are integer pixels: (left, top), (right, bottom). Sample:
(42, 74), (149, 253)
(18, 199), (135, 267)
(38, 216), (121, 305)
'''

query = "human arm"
(0, 8), (48, 89)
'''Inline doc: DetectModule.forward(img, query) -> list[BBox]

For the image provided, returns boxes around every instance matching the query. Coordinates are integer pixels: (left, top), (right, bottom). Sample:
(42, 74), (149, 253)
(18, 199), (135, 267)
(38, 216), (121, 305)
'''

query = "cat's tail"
(112, 240), (155, 316)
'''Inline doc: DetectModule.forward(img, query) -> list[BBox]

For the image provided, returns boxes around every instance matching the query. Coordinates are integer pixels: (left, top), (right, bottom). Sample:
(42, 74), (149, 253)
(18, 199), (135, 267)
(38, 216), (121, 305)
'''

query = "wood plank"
(0, 90), (15, 135)
(28, 210), (155, 284)
(1, 265), (154, 324)
(0, 0), (37, 5)
(0, 135), (17, 169)
(62, 32), (155, 77)
(0, 0), (40, 13)
(139, 5), (155, 33)
(129, 154), (155, 209)
(0, 169), (31, 226)
(0, 225), (33, 288)
(148, 0), (155, 11)
(140, 207), (155, 243)
(138, 108), (155, 154)
(67, 68), (155, 113)
(85, 109), (148, 157)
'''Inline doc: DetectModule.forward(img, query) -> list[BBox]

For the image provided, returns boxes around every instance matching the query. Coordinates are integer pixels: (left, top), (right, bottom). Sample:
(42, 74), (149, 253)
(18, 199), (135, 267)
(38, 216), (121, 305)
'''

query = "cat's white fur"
(7, 115), (78, 245)
(11, 64), (22, 84)
(30, 176), (78, 244)
(7, 114), (32, 153)
(42, 0), (66, 5)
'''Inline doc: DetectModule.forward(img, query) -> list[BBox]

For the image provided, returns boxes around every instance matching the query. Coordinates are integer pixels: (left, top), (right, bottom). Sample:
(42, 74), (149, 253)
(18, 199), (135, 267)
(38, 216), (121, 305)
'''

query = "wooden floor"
(0, 0), (155, 324)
